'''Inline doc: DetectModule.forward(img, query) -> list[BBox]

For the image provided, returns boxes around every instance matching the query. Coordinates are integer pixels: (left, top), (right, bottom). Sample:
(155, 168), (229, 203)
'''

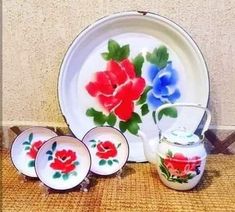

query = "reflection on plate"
(58, 11), (209, 162)
(82, 126), (129, 176)
(35, 136), (91, 190)
(10, 127), (57, 178)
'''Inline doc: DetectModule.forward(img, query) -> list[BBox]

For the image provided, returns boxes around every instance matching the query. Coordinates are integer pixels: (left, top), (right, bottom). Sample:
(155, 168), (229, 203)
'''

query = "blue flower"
(147, 62), (180, 109)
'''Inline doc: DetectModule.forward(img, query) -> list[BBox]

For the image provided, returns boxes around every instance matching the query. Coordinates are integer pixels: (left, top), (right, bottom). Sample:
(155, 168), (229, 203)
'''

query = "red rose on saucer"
(86, 59), (145, 121)
(27, 140), (43, 159)
(96, 141), (117, 159)
(50, 150), (77, 174)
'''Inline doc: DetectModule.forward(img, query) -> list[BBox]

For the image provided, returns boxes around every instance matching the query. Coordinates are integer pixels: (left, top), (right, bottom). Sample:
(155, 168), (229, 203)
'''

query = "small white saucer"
(82, 126), (129, 176)
(10, 127), (57, 178)
(35, 136), (91, 190)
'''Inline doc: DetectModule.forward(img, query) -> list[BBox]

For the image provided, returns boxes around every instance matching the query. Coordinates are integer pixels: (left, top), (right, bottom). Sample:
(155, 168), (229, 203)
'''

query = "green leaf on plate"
(23, 141), (30, 145)
(89, 139), (96, 143)
(133, 53), (144, 76)
(107, 113), (117, 126)
(158, 107), (177, 121)
(28, 160), (35, 167)
(132, 112), (142, 123)
(108, 39), (120, 55)
(113, 159), (119, 163)
(127, 121), (139, 135)
(117, 143), (121, 148)
(52, 142), (57, 151)
(91, 144), (96, 148)
(146, 46), (169, 68)
(74, 161), (79, 166)
(99, 160), (106, 166)
(24, 146), (30, 150)
(53, 172), (61, 179)
(136, 86), (152, 105)
(101, 52), (111, 61)
(119, 121), (127, 133)
(108, 160), (113, 166)
(46, 150), (53, 155)
(141, 104), (149, 116)
(62, 173), (69, 180)
(28, 133), (33, 143)
(48, 156), (53, 161)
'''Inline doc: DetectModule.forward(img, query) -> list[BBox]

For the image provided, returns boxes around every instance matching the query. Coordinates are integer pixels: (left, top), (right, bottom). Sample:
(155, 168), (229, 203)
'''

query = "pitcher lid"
(164, 128), (200, 145)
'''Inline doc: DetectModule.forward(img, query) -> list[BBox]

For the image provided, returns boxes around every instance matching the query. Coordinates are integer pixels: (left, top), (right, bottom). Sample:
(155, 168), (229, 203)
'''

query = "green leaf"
(146, 46), (169, 68)
(46, 150), (53, 155)
(24, 146), (30, 150)
(107, 113), (117, 126)
(108, 39), (120, 55)
(89, 139), (96, 143)
(133, 53), (144, 76)
(74, 161), (79, 166)
(119, 121), (127, 133)
(23, 141), (30, 145)
(187, 173), (195, 180)
(72, 171), (78, 176)
(132, 112), (142, 123)
(118, 44), (130, 60)
(52, 142), (57, 151)
(117, 143), (121, 148)
(158, 107), (177, 121)
(141, 104), (149, 116)
(127, 121), (139, 135)
(48, 156), (53, 161)
(62, 173), (69, 180)
(91, 144), (96, 148)
(28, 133), (33, 143)
(160, 164), (170, 179)
(53, 172), (61, 179)
(136, 86), (152, 105)
(101, 52), (111, 61)
(167, 150), (173, 157)
(113, 159), (119, 163)
(86, 108), (96, 117)
(108, 160), (113, 166)
(28, 160), (35, 167)
(152, 111), (157, 124)
(99, 160), (106, 166)
(94, 112), (107, 126)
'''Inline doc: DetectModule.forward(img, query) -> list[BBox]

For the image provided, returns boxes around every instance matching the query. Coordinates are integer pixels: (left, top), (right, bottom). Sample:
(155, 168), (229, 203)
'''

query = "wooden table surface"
(2, 149), (235, 212)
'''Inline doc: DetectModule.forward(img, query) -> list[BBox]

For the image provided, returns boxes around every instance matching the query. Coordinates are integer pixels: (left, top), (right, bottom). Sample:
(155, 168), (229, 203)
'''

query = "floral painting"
(46, 142), (79, 180)
(89, 139), (121, 166)
(159, 150), (201, 183)
(85, 39), (180, 135)
(23, 133), (43, 167)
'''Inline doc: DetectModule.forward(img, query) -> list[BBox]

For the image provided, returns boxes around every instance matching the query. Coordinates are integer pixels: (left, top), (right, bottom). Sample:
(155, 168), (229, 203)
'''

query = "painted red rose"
(86, 59), (146, 121)
(50, 150), (77, 174)
(27, 140), (43, 159)
(96, 141), (117, 159)
(164, 153), (201, 177)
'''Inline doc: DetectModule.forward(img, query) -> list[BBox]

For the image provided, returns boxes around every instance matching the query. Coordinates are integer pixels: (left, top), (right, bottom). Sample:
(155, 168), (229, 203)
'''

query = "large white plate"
(58, 11), (209, 162)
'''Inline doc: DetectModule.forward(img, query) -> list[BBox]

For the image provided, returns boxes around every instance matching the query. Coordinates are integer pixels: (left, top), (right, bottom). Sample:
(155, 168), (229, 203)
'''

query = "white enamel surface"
(10, 127), (57, 177)
(82, 127), (129, 175)
(35, 136), (91, 190)
(58, 11), (209, 162)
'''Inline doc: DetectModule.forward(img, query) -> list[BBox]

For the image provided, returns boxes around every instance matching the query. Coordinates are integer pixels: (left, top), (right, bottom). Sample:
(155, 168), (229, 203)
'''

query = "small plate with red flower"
(82, 126), (129, 176)
(10, 127), (57, 178)
(35, 136), (91, 190)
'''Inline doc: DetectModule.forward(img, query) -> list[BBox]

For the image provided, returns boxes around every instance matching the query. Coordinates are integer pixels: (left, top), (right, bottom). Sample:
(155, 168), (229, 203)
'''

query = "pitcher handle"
(155, 103), (211, 137)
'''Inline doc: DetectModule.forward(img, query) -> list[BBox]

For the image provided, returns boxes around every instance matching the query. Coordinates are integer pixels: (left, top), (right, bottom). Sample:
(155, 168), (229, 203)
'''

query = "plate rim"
(82, 126), (129, 176)
(57, 10), (210, 161)
(10, 126), (58, 178)
(34, 135), (92, 191)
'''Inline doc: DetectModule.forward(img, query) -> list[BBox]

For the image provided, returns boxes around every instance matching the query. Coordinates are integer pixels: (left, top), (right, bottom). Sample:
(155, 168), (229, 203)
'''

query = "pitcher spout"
(138, 130), (158, 166)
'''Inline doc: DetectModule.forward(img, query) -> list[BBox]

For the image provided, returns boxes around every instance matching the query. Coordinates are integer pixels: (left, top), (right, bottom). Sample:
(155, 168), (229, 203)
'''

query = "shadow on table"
(193, 169), (221, 191)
